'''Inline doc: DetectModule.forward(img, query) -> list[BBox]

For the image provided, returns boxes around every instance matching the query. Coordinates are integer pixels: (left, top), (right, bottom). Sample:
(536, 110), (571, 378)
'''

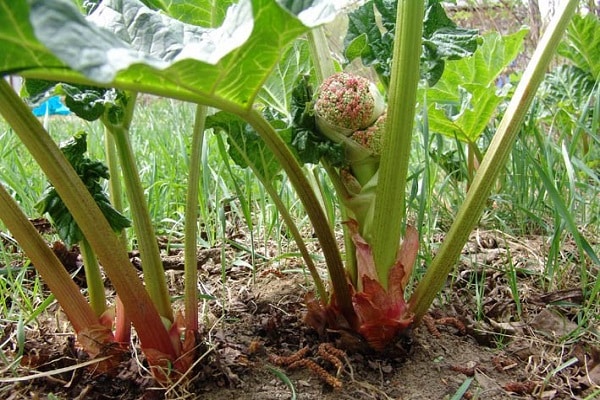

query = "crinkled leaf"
(344, 0), (394, 85)
(1, 0), (339, 112)
(421, 0), (479, 86)
(426, 29), (527, 143)
(22, 79), (57, 105)
(289, 75), (344, 166)
(205, 112), (282, 180)
(60, 85), (109, 121)
(344, 0), (479, 87)
(291, 128), (345, 166)
(558, 13), (600, 80)
(59, 85), (129, 123)
(37, 133), (131, 247)
(24, 80), (130, 123)
(29, 0), (255, 83)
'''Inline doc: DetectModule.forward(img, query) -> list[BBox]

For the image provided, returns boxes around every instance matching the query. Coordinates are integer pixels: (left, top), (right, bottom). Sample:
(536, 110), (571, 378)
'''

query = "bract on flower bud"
(314, 73), (385, 139)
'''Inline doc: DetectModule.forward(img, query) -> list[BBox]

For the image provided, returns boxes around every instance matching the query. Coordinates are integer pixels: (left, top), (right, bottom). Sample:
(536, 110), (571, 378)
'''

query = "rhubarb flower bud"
(314, 72), (385, 139)
(350, 113), (386, 156)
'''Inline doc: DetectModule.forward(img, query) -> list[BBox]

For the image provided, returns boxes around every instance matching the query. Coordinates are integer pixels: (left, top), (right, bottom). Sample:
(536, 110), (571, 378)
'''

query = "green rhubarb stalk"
(409, 0), (579, 322)
(0, 183), (97, 334)
(104, 118), (131, 342)
(0, 79), (177, 359)
(102, 114), (174, 323)
(104, 90), (136, 247)
(79, 237), (106, 317)
(371, 0), (424, 288)
(183, 104), (207, 331)
(104, 128), (127, 245)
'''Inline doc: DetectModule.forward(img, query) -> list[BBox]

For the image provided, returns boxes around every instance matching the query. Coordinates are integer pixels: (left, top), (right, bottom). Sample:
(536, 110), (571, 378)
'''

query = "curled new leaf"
(37, 133), (131, 247)
(290, 75), (345, 166)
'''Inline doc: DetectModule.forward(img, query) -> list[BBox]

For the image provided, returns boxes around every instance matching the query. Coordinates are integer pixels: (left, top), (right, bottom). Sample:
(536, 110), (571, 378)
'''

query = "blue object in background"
(32, 96), (71, 117)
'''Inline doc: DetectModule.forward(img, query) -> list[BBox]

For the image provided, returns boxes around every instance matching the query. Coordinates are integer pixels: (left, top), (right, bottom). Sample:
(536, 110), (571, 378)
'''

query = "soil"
(0, 229), (599, 400)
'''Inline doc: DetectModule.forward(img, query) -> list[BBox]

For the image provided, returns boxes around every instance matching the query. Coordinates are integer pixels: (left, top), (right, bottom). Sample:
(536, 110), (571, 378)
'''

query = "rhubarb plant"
(0, 0), (587, 375)
(36, 132), (131, 320)
(0, 0), (348, 380)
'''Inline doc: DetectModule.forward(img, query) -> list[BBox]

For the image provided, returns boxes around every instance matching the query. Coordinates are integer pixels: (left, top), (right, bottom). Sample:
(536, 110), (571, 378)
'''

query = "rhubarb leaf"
(426, 29), (528, 143)
(558, 13), (600, 80)
(154, 0), (235, 26)
(28, 0), (255, 83)
(258, 40), (312, 120)
(0, 2), (67, 74)
(345, 0), (479, 86)
(37, 133), (131, 247)
(421, 0), (479, 86)
(11, 0), (339, 112)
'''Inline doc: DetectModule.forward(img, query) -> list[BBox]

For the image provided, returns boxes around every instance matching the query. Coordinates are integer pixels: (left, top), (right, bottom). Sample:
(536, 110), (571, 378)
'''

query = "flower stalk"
(0, 182), (98, 334)
(370, 0), (425, 288)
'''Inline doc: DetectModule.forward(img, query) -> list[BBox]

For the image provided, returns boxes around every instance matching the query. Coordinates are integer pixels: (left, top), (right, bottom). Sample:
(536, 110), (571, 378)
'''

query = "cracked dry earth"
(1, 229), (599, 399)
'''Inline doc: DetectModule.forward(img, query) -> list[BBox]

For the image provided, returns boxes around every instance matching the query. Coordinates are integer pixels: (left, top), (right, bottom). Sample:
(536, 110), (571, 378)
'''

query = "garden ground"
(1, 227), (598, 400)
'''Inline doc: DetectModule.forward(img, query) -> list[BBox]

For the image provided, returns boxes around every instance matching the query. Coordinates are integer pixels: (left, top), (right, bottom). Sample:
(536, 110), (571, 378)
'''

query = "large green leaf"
(345, 0), (479, 87)
(558, 13), (600, 80)
(426, 29), (528, 143)
(0, 0), (338, 112)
